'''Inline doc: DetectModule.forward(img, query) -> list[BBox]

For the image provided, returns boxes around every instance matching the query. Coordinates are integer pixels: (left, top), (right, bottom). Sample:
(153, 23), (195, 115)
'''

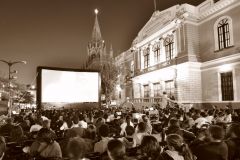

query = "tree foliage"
(101, 61), (118, 102)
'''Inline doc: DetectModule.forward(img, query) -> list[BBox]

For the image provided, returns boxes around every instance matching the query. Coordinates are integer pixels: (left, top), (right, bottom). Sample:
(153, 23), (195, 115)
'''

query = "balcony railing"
(129, 96), (186, 110)
(135, 58), (177, 76)
(130, 97), (162, 103)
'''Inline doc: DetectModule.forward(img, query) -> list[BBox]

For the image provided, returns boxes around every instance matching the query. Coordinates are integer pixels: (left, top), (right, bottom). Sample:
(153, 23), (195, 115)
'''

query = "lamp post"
(0, 60), (27, 117)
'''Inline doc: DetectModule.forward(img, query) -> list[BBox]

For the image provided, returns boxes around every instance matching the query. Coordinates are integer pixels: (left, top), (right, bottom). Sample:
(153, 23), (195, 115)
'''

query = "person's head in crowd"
(38, 128), (54, 144)
(142, 115), (148, 123)
(107, 139), (126, 160)
(200, 112), (207, 118)
(125, 115), (131, 125)
(0, 137), (6, 160)
(141, 136), (160, 160)
(58, 115), (63, 121)
(208, 125), (225, 141)
(96, 117), (105, 128)
(138, 122), (146, 133)
(226, 123), (240, 139)
(168, 118), (180, 128)
(196, 124), (210, 141)
(6, 117), (13, 124)
(225, 109), (231, 115)
(166, 134), (194, 160)
(42, 119), (51, 129)
(10, 125), (24, 142)
(79, 114), (85, 122)
(103, 113), (109, 121)
(99, 124), (109, 138)
(73, 116), (79, 125)
(85, 124), (96, 140)
(67, 137), (87, 160)
(125, 126), (135, 137)
(207, 110), (214, 116)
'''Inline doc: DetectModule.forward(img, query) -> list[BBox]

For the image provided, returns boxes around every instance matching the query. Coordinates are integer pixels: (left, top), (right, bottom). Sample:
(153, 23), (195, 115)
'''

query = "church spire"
(110, 44), (113, 58)
(92, 9), (102, 42)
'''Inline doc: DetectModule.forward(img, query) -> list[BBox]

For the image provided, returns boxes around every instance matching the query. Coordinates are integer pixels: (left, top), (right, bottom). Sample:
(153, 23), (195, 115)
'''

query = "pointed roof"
(91, 9), (102, 42)
(109, 44), (113, 57)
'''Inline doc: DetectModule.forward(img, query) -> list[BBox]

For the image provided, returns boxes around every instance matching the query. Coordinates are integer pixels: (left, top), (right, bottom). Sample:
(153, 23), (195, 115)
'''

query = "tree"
(101, 62), (118, 103)
(21, 91), (34, 105)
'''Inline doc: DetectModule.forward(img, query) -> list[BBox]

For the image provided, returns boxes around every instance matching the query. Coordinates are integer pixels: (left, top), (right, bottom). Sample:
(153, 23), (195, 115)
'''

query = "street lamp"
(0, 60), (27, 117)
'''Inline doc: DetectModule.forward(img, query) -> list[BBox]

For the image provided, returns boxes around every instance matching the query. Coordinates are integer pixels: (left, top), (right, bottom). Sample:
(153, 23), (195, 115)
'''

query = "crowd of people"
(0, 104), (240, 160)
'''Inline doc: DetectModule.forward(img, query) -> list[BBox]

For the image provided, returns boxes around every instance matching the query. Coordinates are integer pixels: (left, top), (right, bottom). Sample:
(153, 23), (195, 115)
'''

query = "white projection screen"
(37, 67), (100, 109)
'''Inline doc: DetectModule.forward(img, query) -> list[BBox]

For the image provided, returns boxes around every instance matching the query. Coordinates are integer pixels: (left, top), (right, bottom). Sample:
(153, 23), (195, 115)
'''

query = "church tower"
(86, 9), (107, 69)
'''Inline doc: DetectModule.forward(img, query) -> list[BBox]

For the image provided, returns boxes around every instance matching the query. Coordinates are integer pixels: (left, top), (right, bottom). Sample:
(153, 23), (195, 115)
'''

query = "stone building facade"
(116, 0), (240, 108)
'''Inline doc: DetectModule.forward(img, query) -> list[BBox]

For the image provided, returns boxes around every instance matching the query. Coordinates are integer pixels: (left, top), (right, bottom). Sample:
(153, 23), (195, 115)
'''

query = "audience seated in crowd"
(0, 103), (240, 160)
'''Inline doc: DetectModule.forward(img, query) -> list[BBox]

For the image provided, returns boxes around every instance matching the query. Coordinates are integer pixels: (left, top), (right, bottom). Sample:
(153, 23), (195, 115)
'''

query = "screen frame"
(36, 66), (101, 110)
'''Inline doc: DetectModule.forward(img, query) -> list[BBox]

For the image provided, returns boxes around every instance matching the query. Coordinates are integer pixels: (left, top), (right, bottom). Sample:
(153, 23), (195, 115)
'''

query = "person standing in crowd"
(120, 115), (134, 136)
(205, 110), (214, 124)
(133, 122), (149, 146)
(121, 125), (136, 148)
(142, 115), (152, 134)
(79, 114), (88, 129)
(162, 92), (168, 109)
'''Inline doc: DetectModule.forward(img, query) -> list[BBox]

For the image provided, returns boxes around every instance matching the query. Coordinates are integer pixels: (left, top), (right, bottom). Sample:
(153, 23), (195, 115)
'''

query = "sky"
(0, 0), (204, 85)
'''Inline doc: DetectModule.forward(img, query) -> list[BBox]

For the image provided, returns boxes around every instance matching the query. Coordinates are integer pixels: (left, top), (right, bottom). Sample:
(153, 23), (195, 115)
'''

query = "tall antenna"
(154, 0), (157, 11)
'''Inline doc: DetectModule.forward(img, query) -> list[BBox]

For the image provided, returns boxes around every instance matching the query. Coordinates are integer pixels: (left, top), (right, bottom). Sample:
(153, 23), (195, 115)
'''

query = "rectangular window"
(153, 83), (161, 97)
(221, 72), (234, 101)
(153, 43), (161, 64)
(165, 80), (174, 96)
(165, 36), (174, 61)
(144, 48), (150, 68)
(143, 85), (150, 97)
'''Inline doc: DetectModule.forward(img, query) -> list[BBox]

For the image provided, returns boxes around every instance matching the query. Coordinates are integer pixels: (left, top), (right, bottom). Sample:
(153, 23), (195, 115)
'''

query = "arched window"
(164, 36), (174, 61)
(214, 16), (234, 51)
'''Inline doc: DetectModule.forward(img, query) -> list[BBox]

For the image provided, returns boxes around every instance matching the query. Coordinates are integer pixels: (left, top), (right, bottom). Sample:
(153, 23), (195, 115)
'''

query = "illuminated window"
(153, 83), (161, 97)
(165, 80), (174, 96)
(153, 42), (161, 64)
(214, 16), (234, 51)
(164, 36), (174, 61)
(143, 85), (150, 97)
(221, 72), (233, 101)
(143, 48), (150, 68)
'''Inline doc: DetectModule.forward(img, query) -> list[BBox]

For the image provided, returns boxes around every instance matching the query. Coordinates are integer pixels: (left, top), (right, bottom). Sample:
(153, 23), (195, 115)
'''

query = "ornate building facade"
(116, 0), (240, 108)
